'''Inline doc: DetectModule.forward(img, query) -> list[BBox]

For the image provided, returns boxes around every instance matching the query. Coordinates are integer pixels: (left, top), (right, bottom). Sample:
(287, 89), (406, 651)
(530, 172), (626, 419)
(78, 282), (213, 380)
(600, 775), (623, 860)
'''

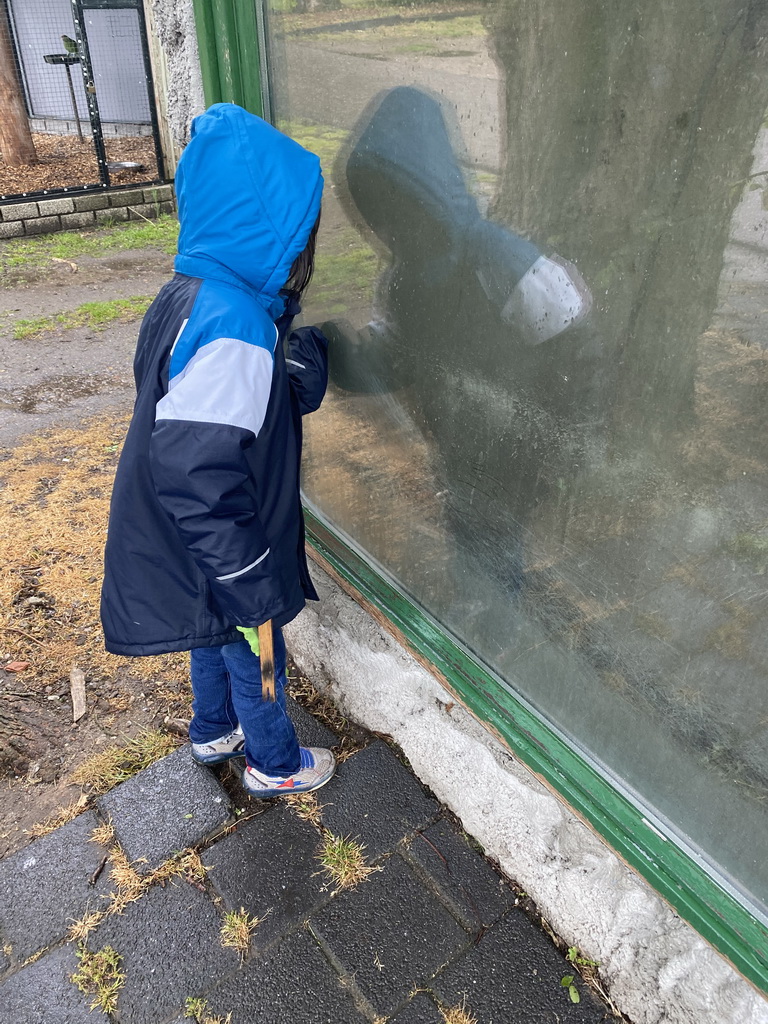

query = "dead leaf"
(50, 257), (79, 272)
(4, 661), (30, 673)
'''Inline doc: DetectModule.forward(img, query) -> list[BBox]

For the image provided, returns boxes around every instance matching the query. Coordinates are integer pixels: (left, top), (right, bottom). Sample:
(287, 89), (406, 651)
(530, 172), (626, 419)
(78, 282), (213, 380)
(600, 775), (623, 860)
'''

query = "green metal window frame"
(192, 3), (768, 995)
(306, 510), (768, 993)
(191, 0), (265, 116)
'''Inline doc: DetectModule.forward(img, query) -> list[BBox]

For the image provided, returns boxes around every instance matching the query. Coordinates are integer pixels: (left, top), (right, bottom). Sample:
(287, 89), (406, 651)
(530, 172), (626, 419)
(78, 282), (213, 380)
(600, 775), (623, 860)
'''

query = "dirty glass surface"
(262, 0), (768, 918)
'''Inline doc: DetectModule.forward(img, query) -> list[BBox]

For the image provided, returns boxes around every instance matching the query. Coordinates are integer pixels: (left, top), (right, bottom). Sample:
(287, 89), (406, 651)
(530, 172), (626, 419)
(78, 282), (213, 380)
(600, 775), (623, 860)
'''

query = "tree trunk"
(490, 1), (768, 436)
(0, 3), (36, 166)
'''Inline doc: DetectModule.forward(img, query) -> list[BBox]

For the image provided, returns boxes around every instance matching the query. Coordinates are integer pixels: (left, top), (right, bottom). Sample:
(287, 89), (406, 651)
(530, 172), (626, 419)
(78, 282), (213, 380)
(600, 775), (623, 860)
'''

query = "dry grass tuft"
(21, 947), (46, 967)
(96, 842), (209, 917)
(24, 795), (89, 838)
(89, 821), (116, 846)
(107, 845), (145, 912)
(67, 911), (106, 943)
(317, 831), (377, 891)
(184, 996), (233, 1024)
(151, 849), (208, 888)
(70, 729), (180, 795)
(219, 908), (263, 960)
(440, 999), (478, 1024)
(285, 792), (323, 829)
(0, 416), (190, 692)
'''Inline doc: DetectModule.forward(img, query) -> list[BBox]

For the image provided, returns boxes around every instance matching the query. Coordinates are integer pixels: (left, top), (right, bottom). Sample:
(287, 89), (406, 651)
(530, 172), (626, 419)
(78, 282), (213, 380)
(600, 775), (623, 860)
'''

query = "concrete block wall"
(0, 184), (175, 239)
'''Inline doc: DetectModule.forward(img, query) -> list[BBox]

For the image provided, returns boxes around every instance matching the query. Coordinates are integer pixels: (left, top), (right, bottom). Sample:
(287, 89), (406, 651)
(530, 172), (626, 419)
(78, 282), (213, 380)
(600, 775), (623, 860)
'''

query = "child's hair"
(285, 213), (320, 299)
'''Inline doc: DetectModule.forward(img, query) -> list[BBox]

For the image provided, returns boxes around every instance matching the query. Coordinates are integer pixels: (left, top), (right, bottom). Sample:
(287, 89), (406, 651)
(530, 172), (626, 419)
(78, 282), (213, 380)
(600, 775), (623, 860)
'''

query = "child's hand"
(236, 626), (260, 656)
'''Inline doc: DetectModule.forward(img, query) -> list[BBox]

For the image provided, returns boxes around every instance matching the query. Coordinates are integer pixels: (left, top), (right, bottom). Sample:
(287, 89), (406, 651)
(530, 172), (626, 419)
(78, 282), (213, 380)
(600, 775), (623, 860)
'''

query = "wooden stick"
(257, 619), (276, 702)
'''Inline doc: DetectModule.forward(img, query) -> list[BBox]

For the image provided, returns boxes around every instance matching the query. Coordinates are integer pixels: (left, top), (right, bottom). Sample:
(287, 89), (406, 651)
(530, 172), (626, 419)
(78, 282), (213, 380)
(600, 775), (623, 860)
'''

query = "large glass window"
(264, 0), (768, 920)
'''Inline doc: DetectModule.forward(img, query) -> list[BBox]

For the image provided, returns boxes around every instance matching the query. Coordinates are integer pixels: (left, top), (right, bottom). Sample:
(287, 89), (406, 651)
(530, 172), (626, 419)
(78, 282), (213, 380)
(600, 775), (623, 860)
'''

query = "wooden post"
(257, 619), (276, 702)
(0, 3), (36, 166)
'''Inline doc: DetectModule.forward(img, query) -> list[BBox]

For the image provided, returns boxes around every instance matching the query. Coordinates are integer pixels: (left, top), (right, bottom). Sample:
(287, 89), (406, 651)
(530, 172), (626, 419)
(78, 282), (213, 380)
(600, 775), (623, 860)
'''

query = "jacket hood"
(346, 87), (479, 253)
(174, 104), (323, 305)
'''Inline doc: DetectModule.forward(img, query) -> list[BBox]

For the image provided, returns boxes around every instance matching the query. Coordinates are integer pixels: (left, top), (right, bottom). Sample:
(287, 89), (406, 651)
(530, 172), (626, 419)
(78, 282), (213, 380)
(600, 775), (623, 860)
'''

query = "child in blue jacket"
(100, 104), (335, 797)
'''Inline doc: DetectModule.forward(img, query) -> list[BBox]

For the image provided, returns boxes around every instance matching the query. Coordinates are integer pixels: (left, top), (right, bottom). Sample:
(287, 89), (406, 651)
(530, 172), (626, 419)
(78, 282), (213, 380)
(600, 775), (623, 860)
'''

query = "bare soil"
(0, 132), (159, 199)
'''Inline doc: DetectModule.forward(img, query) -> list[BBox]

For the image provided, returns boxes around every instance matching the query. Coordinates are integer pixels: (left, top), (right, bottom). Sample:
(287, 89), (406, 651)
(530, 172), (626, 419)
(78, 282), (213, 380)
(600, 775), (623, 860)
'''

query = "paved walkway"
(0, 696), (615, 1024)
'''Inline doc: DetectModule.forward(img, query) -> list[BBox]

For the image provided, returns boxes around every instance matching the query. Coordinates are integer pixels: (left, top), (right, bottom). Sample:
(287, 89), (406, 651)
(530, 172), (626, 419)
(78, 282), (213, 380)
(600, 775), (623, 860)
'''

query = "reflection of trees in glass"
(491, 1), (768, 432)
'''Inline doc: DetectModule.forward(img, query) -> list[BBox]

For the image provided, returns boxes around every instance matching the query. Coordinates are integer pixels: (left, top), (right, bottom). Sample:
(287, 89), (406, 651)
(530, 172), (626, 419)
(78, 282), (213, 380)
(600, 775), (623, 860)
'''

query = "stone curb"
(0, 183), (176, 238)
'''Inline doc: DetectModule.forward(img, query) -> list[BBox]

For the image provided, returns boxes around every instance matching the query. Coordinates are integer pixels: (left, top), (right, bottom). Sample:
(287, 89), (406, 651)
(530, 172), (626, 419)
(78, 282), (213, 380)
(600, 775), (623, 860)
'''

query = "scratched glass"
(263, 0), (768, 919)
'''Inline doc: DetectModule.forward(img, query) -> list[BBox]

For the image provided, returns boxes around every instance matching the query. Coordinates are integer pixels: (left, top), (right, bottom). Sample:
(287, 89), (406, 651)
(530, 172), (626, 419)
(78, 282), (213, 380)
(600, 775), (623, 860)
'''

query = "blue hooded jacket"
(100, 104), (326, 656)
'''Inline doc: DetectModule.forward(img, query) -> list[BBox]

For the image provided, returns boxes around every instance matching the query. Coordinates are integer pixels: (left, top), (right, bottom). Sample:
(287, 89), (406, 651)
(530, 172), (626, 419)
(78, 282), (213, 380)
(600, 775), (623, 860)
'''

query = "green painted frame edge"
(305, 508), (768, 993)
(191, 0), (263, 115)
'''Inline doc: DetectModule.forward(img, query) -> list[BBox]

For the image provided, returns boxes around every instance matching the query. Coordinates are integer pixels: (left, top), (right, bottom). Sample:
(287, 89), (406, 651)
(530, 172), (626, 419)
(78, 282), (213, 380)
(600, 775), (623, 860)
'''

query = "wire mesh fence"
(0, 0), (164, 201)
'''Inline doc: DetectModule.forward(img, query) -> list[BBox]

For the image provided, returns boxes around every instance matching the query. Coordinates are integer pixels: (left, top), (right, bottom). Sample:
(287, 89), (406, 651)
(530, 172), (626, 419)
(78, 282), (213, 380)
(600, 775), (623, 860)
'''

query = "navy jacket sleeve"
(285, 326), (329, 414)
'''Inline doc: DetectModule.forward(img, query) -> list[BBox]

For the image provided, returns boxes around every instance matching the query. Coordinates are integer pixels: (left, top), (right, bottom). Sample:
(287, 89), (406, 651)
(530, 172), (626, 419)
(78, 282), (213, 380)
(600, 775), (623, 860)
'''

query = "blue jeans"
(189, 628), (301, 775)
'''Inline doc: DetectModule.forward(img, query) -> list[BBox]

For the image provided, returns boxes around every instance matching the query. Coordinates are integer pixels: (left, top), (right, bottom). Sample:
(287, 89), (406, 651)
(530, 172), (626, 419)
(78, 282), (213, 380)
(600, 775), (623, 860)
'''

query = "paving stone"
(1, 201), (38, 220)
(0, 810), (113, 961)
(94, 878), (235, 1024)
(0, 220), (24, 238)
(61, 211), (96, 231)
(95, 206), (129, 224)
(286, 694), (339, 748)
(126, 201), (159, 221)
(204, 803), (330, 949)
(434, 912), (607, 1023)
(73, 193), (110, 212)
(312, 852), (469, 1017)
(403, 819), (514, 933)
(0, 945), (110, 1024)
(108, 188), (145, 207)
(24, 215), (61, 235)
(143, 184), (174, 203)
(390, 993), (445, 1023)
(97, 746), (232, 873)
(318, 740), (440, 860)
(199, 928), (367, 1023)
(37, 196), (75, 216)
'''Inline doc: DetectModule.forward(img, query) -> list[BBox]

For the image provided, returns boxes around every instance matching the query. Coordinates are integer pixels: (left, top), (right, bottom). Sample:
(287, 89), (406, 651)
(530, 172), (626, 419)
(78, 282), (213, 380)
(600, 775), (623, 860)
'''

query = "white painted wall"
(146, 0), (205, 151)
(285, 565), (768, 1024)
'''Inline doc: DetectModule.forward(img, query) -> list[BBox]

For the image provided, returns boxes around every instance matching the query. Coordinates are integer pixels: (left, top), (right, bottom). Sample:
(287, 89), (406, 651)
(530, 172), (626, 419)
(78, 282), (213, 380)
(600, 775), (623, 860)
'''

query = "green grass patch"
(70, 944), (125, 1015)
(318, 831), (376, 889)
(14, 295), (153, 340)
(0, 214), (178, 271)
(725, 532), (768, 573)
(311, 243), (380, 316)
(278, 121), (350, 173)
(69, 729), (180, 795)
(311, 13), (485, 44)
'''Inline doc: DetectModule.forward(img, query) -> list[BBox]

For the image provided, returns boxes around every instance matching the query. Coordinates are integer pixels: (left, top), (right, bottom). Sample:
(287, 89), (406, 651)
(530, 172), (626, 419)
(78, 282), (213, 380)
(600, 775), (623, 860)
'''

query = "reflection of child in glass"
(100, 104), (335, 797)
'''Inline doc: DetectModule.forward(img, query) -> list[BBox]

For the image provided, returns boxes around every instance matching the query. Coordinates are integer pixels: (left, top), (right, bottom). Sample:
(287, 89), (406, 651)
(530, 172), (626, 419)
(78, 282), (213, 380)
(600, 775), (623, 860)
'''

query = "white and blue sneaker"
(243, 746), (336, 798)
(191, 726), (245, 764)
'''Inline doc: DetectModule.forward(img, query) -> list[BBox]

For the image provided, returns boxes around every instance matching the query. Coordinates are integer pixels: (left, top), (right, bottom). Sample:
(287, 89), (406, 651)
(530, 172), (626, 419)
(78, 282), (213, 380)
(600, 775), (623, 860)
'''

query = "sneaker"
(242, 746), (336, 798)
(191, 726), (245, 764)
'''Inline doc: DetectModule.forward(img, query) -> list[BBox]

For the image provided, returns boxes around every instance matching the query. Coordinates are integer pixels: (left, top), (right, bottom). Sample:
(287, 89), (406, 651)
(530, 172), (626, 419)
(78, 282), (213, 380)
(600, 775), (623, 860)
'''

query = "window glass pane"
(264, 0), (768, 918)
